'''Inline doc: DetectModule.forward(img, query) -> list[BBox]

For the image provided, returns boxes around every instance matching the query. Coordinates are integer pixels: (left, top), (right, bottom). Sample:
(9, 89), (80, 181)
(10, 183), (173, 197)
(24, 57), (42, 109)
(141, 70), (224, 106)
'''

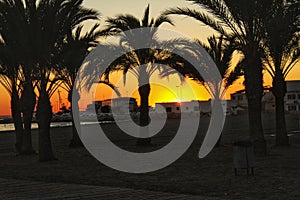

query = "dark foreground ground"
(0, 113), (299, 200)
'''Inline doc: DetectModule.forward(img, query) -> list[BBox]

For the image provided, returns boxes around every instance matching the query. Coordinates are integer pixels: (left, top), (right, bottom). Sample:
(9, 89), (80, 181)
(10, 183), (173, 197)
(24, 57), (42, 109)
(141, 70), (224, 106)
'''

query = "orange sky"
(0, 0), (299, 116)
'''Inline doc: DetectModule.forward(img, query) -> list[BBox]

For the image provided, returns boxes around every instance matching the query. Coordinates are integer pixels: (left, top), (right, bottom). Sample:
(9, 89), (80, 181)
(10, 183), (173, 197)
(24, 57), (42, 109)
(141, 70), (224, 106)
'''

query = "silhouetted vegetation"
(0, 0), (299, 161)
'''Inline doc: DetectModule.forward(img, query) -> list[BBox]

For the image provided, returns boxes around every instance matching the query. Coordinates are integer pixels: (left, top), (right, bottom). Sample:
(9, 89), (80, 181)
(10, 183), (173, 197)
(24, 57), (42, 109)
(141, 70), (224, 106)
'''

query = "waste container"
(233, 140), (255, 176)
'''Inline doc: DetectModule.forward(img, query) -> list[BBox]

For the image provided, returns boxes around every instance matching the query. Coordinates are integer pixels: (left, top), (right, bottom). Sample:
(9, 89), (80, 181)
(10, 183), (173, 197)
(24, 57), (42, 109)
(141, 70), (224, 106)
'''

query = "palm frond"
(142, 4), (150, 27)
(154, 15), (174, 27)
(163, 7), (225, 35)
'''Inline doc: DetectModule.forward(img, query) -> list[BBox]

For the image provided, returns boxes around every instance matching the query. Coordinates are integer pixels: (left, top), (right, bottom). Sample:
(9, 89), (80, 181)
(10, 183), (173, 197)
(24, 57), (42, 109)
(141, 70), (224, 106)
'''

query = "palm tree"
(0, 42), (24, 154)
(101, 4), (174, 145)
(59, 24), (121, 147)
(20, 80), (36, 154)
(14, 0), (98, 161)
(37, 0), (98, 161)
(263, 0), (300, 146)
(160, 35), (243, 146)
(195, 35), (243, 146)
(0, 0), (36, 155)
(195, 35), (243, 100)
(164, 0), (272, 155)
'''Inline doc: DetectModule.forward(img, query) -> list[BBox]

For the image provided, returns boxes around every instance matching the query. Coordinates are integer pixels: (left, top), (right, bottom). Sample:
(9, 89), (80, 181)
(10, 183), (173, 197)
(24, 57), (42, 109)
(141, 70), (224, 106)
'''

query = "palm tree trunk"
(68, 89), (83, 148)
(11, 87), (23, 154)
(36, 88), (56, 162)
(273, 73), (289, 146)
(275, 95), (289, 146)
(20, 83), (36, 154)
(215, 97), (224, 147)
(244, 53), (266, 156)
(136, 83), (152, 146)
(69, 103), (83, 148)
(69, 116), (83, 147)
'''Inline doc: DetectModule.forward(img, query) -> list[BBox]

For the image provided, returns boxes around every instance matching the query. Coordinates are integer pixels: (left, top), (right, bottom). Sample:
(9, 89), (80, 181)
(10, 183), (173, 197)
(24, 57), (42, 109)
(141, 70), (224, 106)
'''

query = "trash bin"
(233, 140), (255, 176)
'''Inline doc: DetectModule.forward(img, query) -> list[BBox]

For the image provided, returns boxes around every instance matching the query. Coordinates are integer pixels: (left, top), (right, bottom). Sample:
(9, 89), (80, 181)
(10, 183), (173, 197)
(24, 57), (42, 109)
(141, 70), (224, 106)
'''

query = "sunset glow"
(0, 0), (299, 116)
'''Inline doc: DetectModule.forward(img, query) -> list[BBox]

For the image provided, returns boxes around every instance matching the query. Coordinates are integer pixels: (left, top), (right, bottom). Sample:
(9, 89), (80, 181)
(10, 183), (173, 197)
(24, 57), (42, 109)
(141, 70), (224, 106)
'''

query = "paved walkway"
(0, 178), (221, 200)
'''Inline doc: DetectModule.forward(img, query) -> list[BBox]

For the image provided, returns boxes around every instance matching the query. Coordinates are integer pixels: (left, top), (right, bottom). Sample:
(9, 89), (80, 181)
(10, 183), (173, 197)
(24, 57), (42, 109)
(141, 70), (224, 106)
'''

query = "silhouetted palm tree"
(196, 35), (244, 100)
(0, 0), (36, 155)
(36, 0), (98, 161)
(102, 4), (174, 145)
(196, 35), (244, 146)
(164, 0), (272, 155)
(160, 35), (243, 146)
(1, 0), (99, 161)
(0, 41), (24, 154)
(263, 0), (300, 146)
(59, 24), (121, 147)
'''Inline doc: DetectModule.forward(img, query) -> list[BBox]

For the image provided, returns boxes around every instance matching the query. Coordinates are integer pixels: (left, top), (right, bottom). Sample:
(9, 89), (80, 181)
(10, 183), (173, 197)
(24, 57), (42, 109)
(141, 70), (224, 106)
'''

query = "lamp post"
(176, 86), (179, 101)
(176, 85), (183, 102)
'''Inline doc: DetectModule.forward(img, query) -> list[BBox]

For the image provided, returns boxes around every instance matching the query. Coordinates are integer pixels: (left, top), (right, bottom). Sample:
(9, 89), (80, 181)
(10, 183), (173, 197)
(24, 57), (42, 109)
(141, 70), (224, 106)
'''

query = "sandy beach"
(0, 113), (299, 200)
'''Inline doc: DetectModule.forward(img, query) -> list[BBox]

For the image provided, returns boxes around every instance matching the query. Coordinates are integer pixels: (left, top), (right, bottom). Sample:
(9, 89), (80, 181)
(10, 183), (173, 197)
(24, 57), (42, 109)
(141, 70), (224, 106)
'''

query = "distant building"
(86, 97), (138, 114)
(285, 81), (300, 112)
(86, 101), (101, 113)
(155, 102), (182, 114)
(155, 100), (211, 115)
(230, 80), (300, 113)
(231, 88), (275, 111)
(230, 90), (248, 109)
(155, 100), (233, 116)
(262, 91), (275, 111)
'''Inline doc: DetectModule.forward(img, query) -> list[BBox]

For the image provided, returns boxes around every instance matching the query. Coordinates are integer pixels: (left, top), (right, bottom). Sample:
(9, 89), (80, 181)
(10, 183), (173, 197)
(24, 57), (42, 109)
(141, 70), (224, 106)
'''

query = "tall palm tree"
(191, 35), (243, 146)
(36, 0), (98, 161)
(0, 42), (24, 154)
(195, 35), (244, 100)
(0, 0), (36, 155)
(102, 4), (174, 145)
(263, 0), (300, 146)
(31, 0), (99, 161)
(59, 24), (121, 147)
(164, 0), (272, 155)
(160, 35), (243, 146)
(20, 80), (36, 154)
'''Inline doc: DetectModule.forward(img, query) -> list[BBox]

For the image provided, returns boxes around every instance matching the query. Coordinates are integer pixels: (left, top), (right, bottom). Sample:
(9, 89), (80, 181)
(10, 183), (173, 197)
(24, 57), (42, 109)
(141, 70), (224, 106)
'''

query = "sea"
(0, 122), (73, 132)
(0, 115), (118, 132)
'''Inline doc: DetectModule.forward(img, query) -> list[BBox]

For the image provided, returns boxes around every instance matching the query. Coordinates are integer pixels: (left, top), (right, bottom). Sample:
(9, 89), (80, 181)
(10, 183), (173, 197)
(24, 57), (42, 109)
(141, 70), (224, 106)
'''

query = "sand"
(0, 113), (299, 200)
